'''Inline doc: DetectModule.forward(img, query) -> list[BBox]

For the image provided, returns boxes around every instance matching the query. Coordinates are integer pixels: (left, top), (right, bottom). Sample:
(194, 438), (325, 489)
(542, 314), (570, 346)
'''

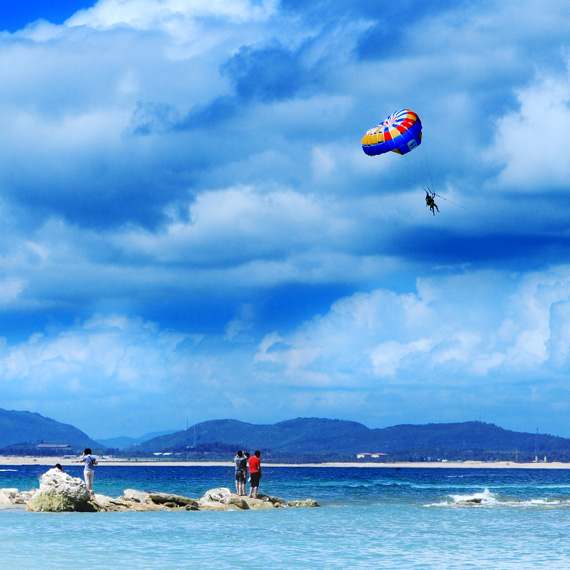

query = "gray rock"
(242, 497), (276, 510)
(0, 488), (18, 505)
(288, 498), (320, 508)
(19, 490), (37, 504)
(260, 494), (287, 508)
(225, 496), (249, 510)
(91, 494), (132, 512)
(0, 488), (37, 507)
(122, 489), (150, 503)
(26, 468), (96, 512)
(148, 492), (199, 509)
(202, 487), (232, 503)
(198, 488), (252, 510)
(18, 469), (319, 513)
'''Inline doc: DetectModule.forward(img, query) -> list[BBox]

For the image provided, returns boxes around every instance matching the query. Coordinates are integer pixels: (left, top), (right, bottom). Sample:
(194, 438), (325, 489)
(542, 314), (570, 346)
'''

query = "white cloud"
(67, 0), (277, 30)
(2, 264), (570, 436)
(0, 315), (190, 390)
(3, 0), (570, 438)
(113, 185), (336, 266)
(0, 277), (26, 304)
(489, 68), (570, 189)
(253, 267), (570, 386)
(370, 339), (434, 377)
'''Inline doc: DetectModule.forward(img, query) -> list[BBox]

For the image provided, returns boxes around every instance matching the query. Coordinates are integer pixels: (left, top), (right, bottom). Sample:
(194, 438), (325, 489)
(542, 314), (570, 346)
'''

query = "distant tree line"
(4, 439), (570, 464)
(0, 442), (89, 456)
(98, 442), (570, 464)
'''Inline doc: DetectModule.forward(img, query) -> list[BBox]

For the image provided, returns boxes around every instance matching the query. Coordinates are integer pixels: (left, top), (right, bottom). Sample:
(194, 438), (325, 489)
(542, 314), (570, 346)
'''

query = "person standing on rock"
(244, 452), (251, 489)
(248, 450), (261, 499)
(234, 450), (247, 496)
(244, 452), (250, 479)
(80, 448), (98, 492)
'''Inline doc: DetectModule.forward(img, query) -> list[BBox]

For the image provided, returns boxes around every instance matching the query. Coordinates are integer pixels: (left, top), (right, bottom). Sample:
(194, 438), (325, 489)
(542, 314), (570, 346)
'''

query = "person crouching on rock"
(248, 450), (261, 499)
(80, 448), (98, 492)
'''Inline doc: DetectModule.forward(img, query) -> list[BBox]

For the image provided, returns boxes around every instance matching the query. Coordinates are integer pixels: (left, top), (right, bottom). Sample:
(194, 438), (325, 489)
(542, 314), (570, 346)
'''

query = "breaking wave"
(426, 487), (570, 508)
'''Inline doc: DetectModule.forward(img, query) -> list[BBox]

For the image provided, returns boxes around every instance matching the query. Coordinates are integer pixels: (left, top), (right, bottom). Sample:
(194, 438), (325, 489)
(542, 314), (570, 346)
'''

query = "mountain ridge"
(137, 417), (570, 461)
(0, 408), (101, 450)
(2, 408), (570, 462)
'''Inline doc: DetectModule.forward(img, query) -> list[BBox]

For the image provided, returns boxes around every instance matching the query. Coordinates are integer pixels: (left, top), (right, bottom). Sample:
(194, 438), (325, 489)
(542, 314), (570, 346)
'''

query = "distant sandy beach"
(1, 456), (570, 469)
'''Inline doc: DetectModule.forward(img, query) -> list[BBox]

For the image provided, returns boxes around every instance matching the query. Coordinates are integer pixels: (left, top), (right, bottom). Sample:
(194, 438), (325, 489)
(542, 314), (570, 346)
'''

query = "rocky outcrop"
(0, 473), (319, 513)
(123, 489), (149, 503)
(288, 498), (320, 508)
(0, 488), (35, 505)
(0, 488), (21, 505)
(148, 492), (200, 510)
(197, 488), (290, 511)
(26, 468), (96, 512)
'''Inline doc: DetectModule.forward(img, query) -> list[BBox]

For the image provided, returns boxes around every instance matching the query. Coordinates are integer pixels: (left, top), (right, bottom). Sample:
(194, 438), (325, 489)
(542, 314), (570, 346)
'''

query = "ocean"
(2, 464), (570, 569)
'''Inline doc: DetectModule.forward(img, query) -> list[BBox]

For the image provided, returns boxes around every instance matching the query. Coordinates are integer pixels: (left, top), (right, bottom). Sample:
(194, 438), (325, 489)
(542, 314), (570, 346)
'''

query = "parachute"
(361, 109), (422, 156)
(362, 109), (438, 213)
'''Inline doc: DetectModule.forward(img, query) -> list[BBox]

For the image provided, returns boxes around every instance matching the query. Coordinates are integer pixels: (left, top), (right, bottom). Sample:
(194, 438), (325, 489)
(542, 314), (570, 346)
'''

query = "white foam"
(450, 487), (497, 506)
(425, 487), (570, 509)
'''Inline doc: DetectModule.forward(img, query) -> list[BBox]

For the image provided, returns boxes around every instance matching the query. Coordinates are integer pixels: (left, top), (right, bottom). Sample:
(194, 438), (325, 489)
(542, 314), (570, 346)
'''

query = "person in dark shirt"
(234, 450), (247, 496)
(425, 190), (439, 215)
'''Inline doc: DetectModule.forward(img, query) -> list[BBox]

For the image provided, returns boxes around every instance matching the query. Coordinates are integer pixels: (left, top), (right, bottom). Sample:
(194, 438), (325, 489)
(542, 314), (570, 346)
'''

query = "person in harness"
(425, 190), (439, 215)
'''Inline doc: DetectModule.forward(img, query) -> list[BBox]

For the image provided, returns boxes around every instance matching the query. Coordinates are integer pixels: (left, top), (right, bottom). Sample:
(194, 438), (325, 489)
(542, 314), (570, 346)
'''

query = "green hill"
(139, 418), (371, 454)
(0, 408), (101, 452)
(138, 418), (570, 461)
(3, 409), (570, 462)
(371, 422), (558, 453)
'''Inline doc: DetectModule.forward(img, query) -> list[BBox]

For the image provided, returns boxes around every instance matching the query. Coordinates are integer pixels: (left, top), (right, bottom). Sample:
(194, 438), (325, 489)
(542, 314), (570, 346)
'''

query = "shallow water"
(2, 466), (570, 569)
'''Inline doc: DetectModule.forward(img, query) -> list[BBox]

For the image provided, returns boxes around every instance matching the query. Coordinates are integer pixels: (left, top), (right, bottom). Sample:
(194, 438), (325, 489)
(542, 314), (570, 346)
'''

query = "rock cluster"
(27, 468), (96, 512)
(0, 469), (320, 513)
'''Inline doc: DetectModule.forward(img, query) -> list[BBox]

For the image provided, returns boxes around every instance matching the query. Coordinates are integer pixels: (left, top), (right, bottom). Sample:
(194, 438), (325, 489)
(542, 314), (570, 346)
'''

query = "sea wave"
(425, 487), (570, 508)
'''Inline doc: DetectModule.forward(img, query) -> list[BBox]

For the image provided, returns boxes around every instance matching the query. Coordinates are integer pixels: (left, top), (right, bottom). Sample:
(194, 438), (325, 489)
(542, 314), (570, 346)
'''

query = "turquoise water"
(2, 465), (570, 569)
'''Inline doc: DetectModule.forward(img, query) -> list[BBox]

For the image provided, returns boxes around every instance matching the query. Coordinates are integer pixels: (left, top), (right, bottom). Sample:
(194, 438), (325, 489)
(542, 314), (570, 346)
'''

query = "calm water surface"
(2, 465), (570, 569)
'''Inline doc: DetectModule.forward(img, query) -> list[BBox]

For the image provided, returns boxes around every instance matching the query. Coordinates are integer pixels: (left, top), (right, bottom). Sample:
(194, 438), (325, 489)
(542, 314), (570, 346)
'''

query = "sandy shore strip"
(0, 456), (569, 469)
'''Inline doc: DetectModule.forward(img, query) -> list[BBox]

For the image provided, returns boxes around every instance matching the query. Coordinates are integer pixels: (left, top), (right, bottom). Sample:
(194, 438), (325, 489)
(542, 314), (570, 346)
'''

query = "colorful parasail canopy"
(361, 109), (422, 156)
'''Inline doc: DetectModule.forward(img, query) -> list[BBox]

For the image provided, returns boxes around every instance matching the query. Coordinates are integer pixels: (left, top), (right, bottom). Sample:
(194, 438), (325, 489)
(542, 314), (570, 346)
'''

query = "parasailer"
(425, 189), (439, 215)
(362, 109), (437, 214)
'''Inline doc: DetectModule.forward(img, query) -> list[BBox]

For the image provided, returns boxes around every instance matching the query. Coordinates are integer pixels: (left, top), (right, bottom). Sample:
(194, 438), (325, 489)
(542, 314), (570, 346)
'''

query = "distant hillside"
(138, 418), (570, 461)
(139, 418), (371, 454)
(372, 422), (565, 453)
(3, 409), (570, 462)
(0, 408), (101, 451)
(97, 430), (177, 450)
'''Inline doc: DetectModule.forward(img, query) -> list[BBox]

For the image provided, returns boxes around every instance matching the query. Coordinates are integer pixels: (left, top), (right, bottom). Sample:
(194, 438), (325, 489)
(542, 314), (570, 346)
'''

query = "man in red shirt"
(248, 450), (261, 498)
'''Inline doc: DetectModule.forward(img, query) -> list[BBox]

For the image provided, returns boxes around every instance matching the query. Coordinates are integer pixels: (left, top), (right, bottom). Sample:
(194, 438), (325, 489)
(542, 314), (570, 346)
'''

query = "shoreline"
(1, 456), (570, 469)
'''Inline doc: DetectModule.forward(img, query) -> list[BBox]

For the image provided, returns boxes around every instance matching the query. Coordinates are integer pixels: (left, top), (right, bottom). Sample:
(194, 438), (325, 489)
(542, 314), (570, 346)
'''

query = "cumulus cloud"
(489, 69), (570, 190)
(1, 0), (570, 437)
(0, 314), (187, 388)
(3, 264), (570, 437)
(249, 266), (570, 430)
(67, 0), (277, 30)
(0, 314), (201, 433)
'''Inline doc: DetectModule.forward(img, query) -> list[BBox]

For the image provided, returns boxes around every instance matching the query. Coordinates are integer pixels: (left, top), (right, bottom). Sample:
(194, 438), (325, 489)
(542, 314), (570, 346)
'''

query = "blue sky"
(1, 0), (570, 440)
